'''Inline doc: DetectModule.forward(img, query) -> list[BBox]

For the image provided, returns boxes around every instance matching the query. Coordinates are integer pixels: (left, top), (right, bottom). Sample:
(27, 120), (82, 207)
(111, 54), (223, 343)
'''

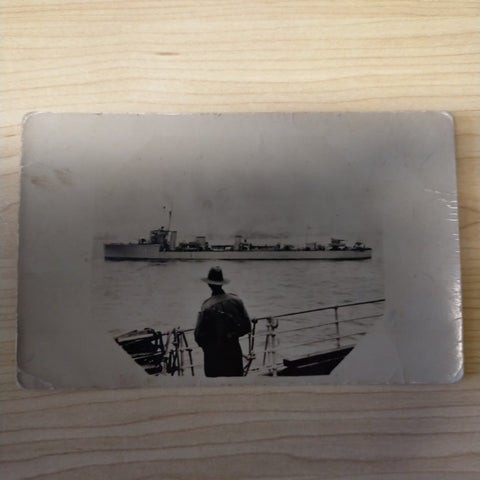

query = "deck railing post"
(180, 330), (194, 376)
(334, 307), (340, 348)
(244, 318), (258, 376)
(174, 329), (184, 376)
(264, 317), (279, 376)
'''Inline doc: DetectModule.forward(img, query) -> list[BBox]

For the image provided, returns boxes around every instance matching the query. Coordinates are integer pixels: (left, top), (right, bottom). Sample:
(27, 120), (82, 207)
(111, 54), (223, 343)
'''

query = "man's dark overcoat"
(194, 293), (251, 377)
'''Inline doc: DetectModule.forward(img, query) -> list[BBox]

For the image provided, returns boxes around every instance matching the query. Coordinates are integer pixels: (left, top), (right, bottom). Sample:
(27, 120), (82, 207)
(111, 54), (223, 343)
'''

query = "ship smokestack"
(196, 236), (206, 249)
(169, 231), (177, 250)
(234, 235), (242, 251)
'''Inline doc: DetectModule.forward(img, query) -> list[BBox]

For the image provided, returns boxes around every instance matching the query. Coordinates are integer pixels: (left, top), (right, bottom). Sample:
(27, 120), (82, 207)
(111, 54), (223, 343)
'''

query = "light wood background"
(1, 1), (479, 479)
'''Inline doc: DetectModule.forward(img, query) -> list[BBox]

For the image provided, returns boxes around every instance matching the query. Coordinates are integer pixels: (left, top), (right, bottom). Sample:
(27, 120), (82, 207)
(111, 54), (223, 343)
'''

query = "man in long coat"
(194, 266), (251, 377)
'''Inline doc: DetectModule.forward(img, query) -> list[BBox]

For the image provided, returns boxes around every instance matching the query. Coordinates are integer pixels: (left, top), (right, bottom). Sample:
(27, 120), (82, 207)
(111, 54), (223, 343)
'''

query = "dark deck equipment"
(277, 345), (355, 376)
(115, 328), (166, 375)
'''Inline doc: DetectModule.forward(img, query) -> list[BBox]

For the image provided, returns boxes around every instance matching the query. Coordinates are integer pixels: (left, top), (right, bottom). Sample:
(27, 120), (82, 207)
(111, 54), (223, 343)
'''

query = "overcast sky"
(87, 113), (385, 250)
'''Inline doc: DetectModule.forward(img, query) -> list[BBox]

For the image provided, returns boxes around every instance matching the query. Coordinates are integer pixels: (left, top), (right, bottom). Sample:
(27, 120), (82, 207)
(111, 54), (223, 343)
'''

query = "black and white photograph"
(17, 112), (462, 388)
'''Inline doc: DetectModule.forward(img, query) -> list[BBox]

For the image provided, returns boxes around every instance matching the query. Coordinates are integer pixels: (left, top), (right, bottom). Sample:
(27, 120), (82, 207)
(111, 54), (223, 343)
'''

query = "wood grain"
(1, 1), (479, 479)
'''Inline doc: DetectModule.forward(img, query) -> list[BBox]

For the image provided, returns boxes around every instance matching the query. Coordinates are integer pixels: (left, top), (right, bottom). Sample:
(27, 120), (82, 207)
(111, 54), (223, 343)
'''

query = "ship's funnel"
(196, 236), (206, 249)
(170, 231), (177, 250)
(234, 235), (242, 251)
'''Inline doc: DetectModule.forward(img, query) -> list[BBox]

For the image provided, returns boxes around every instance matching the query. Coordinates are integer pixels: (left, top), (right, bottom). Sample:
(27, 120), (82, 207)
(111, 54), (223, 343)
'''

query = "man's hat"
(202, 266), (230, 285)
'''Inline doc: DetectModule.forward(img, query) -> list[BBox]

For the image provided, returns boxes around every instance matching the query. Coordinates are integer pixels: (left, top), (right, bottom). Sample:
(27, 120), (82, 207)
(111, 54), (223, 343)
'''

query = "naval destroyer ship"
(104, 225), (372, 261)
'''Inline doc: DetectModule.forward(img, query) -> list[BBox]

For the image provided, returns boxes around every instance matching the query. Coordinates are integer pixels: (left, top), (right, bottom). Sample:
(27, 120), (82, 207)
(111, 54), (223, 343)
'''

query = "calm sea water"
(92, 257), (385, 374)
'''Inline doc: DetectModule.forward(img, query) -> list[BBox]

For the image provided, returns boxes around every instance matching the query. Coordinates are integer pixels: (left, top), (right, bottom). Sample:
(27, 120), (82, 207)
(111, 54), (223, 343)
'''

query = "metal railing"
(245, 298), (385, 376)
(116, 298), (385, 376)
(120, 298), (385, 377)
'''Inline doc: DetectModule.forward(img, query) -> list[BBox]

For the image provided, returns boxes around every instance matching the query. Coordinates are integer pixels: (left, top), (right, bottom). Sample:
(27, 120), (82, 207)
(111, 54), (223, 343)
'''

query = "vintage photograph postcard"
(17, 112), (463, 388)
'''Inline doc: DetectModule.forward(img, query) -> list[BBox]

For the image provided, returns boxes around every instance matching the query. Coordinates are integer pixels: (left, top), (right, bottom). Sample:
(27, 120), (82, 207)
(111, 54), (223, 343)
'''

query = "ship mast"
(161, 205), (173, 232)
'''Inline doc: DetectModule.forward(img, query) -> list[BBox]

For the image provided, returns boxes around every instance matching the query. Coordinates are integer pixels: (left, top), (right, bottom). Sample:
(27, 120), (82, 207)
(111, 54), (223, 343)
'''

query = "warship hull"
(104, 243), (372, 261)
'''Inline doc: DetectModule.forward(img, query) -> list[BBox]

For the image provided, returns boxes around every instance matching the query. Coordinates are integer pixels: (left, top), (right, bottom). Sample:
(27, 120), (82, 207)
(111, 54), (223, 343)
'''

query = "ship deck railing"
(151, 298), (385, 377)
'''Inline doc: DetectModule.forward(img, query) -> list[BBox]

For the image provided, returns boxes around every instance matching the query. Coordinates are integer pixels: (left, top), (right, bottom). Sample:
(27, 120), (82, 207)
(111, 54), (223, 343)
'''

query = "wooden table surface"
(1, 2), (479, 479)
